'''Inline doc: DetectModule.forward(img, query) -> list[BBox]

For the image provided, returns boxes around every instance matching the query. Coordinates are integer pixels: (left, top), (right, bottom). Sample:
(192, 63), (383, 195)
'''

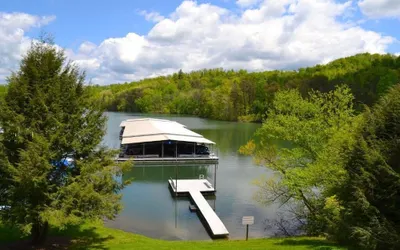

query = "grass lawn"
(0, 220), (346, 250)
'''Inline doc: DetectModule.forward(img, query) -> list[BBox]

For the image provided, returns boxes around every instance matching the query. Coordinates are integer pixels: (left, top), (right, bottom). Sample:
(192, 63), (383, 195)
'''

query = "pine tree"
(0, 38), (129, 245)
(337, 85), (400, 249)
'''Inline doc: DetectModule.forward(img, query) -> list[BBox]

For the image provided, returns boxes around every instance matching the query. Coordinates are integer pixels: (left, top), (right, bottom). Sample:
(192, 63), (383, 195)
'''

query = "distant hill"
(89, 53), (400, 122)
(3, 54), (398, 122)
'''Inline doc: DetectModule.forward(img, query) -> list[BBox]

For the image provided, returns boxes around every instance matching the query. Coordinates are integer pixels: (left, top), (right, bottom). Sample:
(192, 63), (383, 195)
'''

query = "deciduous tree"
(240, 86), (360, 235)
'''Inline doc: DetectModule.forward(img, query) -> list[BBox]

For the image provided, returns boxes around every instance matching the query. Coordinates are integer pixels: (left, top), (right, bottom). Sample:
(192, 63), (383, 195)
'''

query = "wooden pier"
(168, 179), (229, 238)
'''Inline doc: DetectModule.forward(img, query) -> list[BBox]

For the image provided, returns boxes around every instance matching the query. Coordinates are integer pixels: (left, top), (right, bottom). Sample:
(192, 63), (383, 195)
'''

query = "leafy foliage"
(0, 85), (6, 101)
(240, 86), (361, 237)
(90, 53), (400, 122)
(0, 39), (130, 244)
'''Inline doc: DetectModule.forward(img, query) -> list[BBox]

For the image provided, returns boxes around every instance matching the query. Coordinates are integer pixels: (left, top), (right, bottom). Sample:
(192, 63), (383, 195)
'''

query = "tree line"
(89, 53), (400, 122)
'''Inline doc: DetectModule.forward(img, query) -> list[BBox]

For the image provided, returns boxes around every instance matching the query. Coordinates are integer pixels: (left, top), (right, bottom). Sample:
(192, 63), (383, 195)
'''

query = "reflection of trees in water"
(122, 165), (212, 183)
(195, 124), (260, 154)
(264, 202), (306, 237)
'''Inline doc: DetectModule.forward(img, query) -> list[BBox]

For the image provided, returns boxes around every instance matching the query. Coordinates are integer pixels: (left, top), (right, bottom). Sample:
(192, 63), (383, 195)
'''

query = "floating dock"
(117, 118), (219, 165)
(168, 179), (229, 238)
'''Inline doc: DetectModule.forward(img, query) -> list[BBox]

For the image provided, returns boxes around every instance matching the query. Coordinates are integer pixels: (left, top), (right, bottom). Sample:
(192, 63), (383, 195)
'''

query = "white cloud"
(358, 0), (400, 18)
(236, 0), (261, 8)
(78, 41), (97, 54)
(70, 0), (393, 84)
(0, 12), (56, 82)
(0, 12), (55, 31)
(0, 1), (396, 84)
(139, 10), (165, 23)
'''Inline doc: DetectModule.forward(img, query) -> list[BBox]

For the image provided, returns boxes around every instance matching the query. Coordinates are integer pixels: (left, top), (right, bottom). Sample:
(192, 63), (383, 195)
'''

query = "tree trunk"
(31, 221), (49, 245)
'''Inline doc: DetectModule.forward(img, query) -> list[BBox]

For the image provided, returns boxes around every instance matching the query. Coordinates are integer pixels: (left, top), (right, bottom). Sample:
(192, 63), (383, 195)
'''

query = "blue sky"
(2, 0), (236, 48)
(0, 0), (399, 84)
(363, 19), (400, 52)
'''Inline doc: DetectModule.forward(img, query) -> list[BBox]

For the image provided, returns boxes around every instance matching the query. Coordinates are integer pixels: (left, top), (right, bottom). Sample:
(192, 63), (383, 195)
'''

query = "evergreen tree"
(0, 38), (129, 244)
(336, 85), (400, 249)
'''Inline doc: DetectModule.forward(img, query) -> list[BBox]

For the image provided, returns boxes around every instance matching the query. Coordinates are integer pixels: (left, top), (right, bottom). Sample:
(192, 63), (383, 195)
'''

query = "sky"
(0, 0), (400, 84)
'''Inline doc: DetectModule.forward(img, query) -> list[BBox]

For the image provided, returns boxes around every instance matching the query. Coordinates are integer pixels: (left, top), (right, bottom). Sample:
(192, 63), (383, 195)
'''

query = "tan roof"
(120, 118), (215, 145)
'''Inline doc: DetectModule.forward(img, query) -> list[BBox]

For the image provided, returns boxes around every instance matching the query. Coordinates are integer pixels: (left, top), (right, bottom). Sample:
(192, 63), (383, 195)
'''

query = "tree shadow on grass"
(274, 238), (345, 250)
(0, 222), (23, 244)
(0, 223), (114, 250)
(51, 223), (114, 250)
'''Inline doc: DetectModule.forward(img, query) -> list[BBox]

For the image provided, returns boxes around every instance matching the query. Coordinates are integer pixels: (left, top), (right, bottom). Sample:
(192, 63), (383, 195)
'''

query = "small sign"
(242, 216), (254, 225)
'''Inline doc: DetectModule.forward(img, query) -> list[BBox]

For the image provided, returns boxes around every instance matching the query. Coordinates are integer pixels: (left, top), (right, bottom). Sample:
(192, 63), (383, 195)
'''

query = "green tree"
(135, 88), (164, 113)
(336, 85), (400, 249)
(376, 69), (398, 96)
(0, 85), (7, 101)
(240, 86), (360, 235)
(0, 39), (129, 245)
(230, 80), (245, 119)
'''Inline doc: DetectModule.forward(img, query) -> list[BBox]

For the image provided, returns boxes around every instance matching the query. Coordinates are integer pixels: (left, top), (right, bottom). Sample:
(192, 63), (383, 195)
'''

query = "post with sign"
(242, 216), (254, 240)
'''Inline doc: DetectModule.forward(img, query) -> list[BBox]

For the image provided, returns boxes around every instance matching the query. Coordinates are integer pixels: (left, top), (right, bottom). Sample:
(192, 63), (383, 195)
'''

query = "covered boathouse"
(117, 118), (219, 164)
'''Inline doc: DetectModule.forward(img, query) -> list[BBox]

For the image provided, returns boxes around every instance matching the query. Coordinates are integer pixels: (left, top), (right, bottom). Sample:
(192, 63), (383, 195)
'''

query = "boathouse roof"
(120, 118), (215, 145)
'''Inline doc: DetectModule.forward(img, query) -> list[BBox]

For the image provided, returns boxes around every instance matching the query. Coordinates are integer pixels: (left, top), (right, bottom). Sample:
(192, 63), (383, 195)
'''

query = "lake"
(103, 112), (279, 240)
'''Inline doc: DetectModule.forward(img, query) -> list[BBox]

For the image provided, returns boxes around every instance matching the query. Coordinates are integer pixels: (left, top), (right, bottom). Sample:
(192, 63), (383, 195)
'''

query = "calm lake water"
(103, 112), (279, 240)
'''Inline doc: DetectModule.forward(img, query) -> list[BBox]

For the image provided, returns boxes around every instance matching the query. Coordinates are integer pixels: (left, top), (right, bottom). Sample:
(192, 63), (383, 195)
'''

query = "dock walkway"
(168, 179), (229, 238)
(189, 190), (229, 237)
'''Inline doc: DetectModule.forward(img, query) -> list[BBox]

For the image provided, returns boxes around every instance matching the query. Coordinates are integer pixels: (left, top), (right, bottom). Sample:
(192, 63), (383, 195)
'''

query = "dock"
(117, 156), (219, 165)
(118, 118), (219, 165)
(168, 179), (229, 238)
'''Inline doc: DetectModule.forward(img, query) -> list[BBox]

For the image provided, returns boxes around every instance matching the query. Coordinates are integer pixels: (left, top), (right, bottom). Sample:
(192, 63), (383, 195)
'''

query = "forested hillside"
(90, 53), (400, 121)
(1, 53), (399, 122)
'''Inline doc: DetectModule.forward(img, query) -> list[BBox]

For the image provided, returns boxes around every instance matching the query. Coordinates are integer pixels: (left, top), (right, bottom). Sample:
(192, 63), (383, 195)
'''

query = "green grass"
(0, 221), (21, 243)
(1, 220), (346, 250)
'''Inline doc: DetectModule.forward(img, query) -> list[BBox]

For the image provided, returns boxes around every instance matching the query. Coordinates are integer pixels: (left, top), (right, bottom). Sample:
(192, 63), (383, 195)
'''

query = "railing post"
(214, 164), (217, 190)
(175, 165), (178, 197)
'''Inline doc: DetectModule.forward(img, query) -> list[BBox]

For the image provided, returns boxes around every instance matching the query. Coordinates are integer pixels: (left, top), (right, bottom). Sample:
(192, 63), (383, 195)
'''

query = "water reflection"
(197, 125), (259, 155)
(123, 165), (212, 183)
